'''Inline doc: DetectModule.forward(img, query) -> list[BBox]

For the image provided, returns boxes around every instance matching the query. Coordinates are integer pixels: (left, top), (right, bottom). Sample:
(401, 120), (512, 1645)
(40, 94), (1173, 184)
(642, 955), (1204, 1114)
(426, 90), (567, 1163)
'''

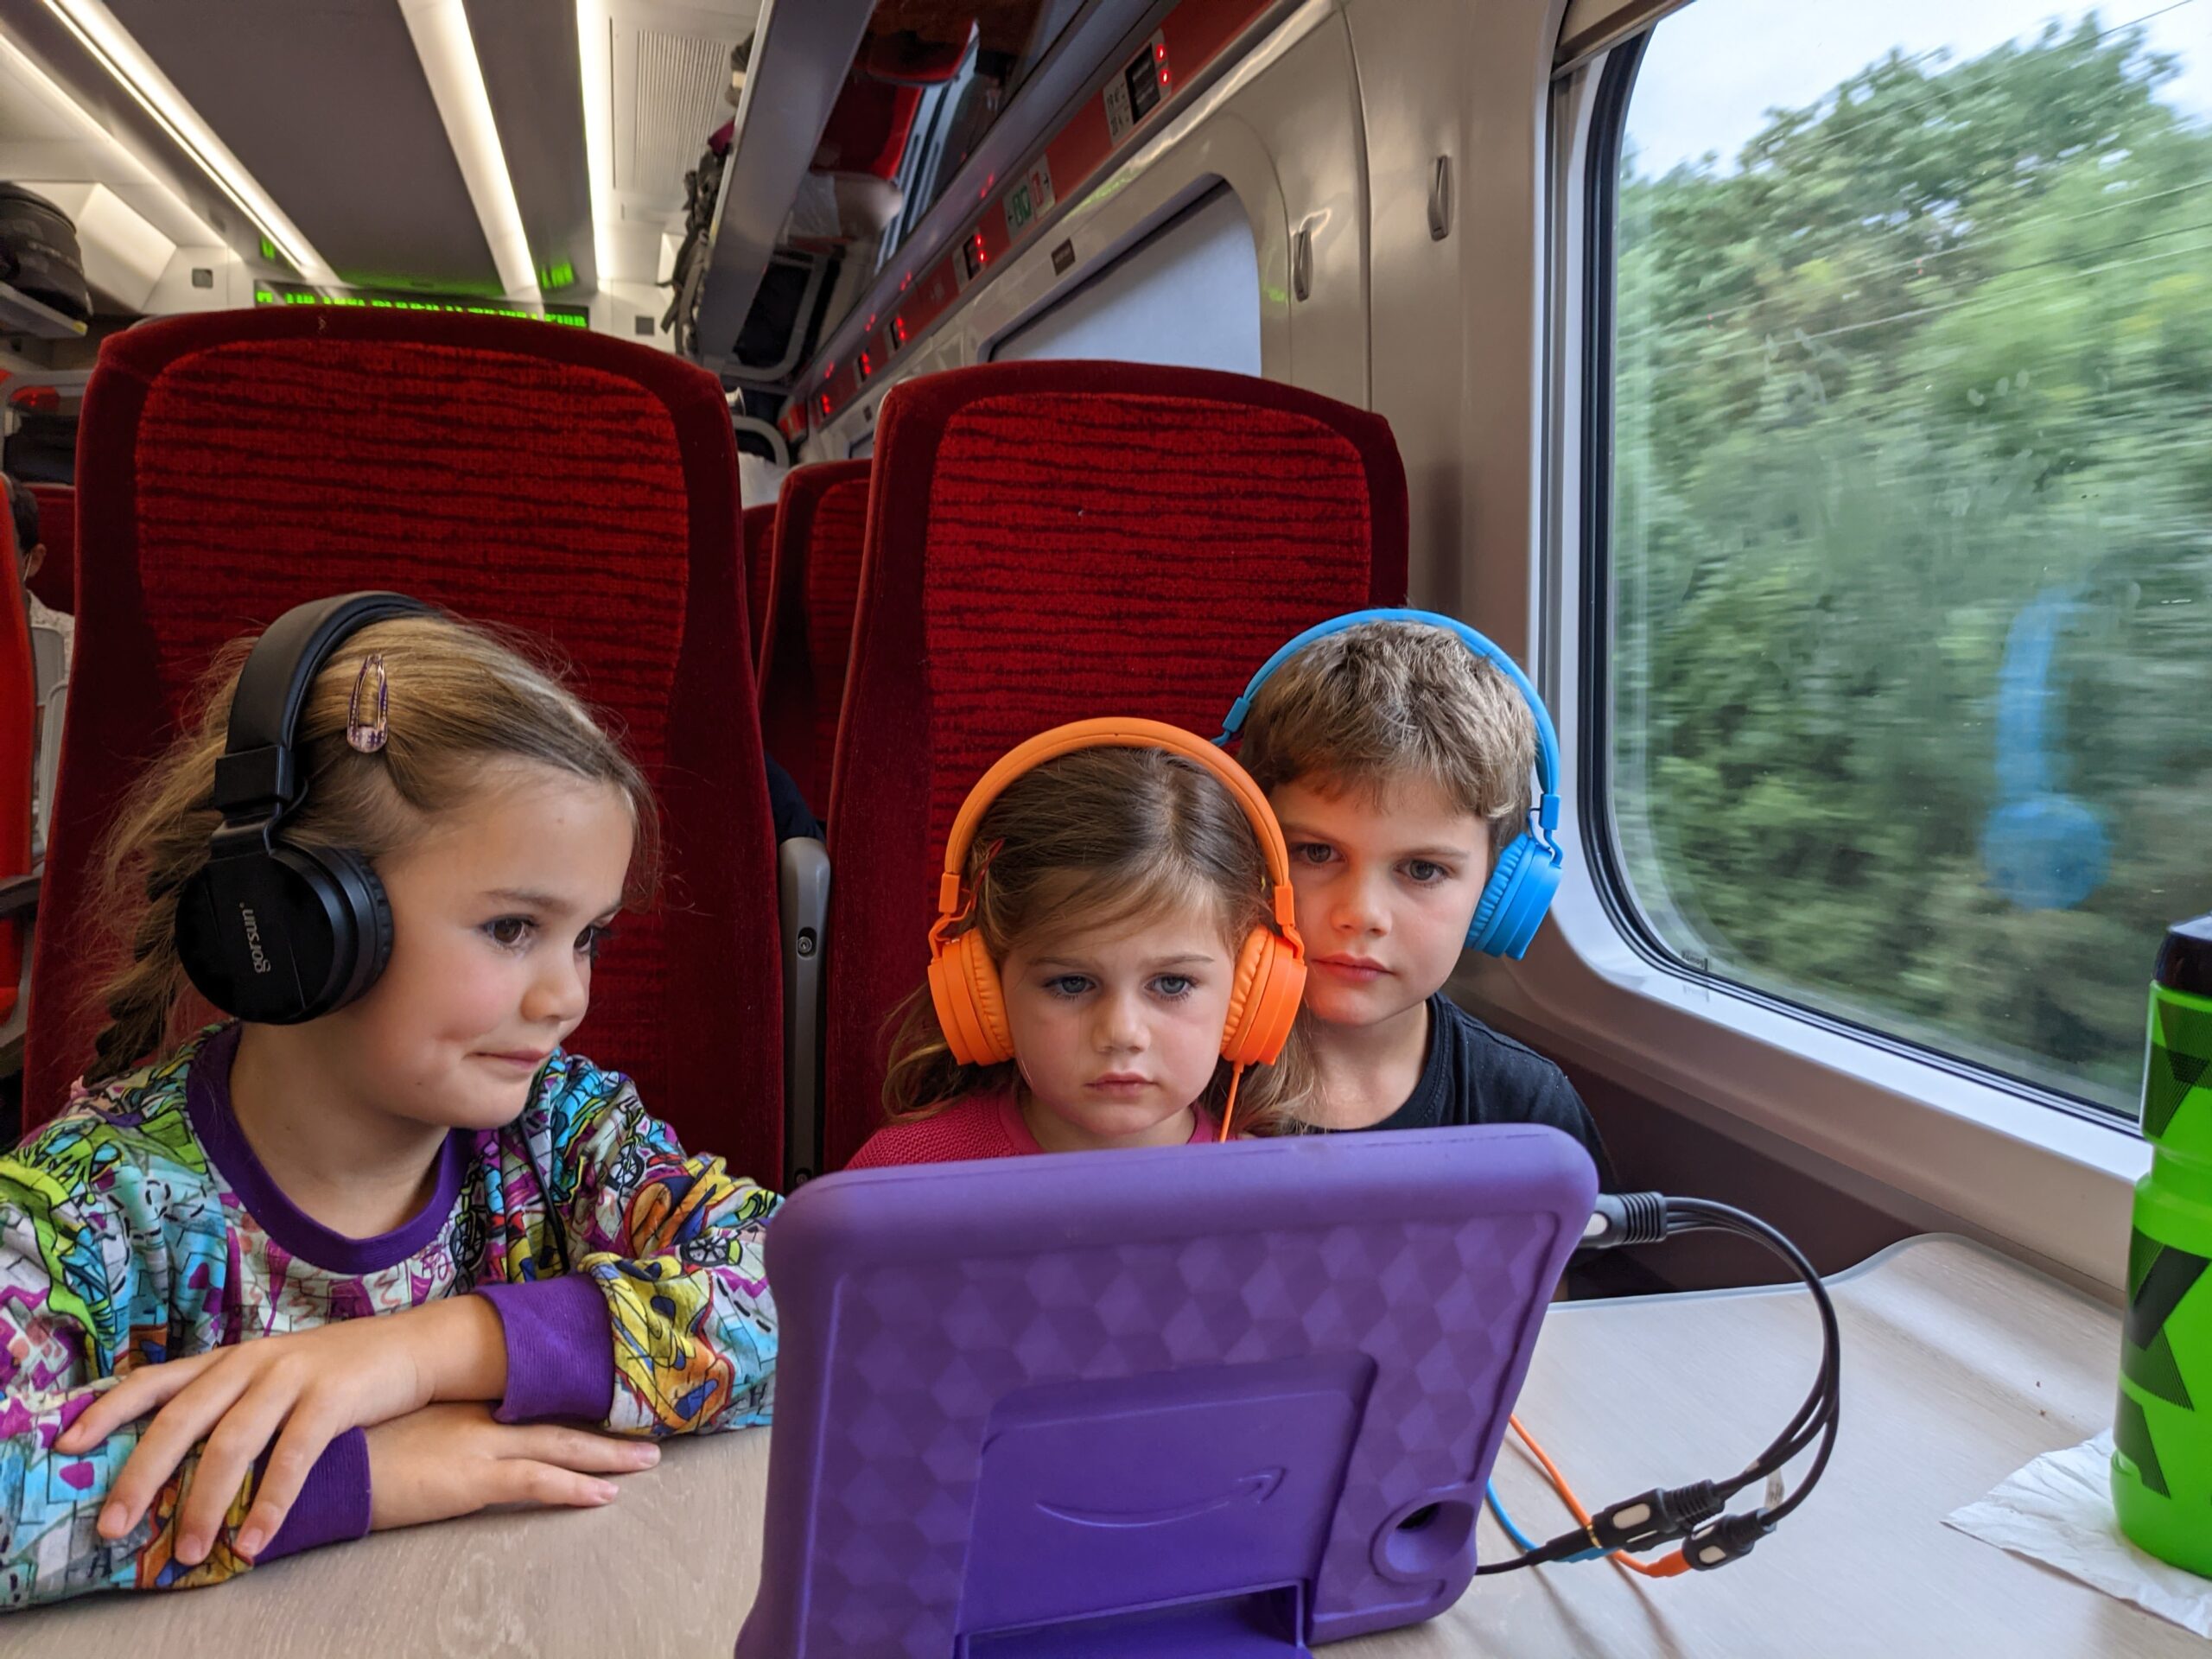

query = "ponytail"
(83, 638), (241, 1082)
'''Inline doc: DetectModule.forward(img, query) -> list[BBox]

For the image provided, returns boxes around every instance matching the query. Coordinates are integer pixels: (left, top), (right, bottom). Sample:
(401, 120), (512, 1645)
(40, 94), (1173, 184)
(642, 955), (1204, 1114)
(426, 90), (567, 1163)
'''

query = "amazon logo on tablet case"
(1039, 1467), (1286, 1529)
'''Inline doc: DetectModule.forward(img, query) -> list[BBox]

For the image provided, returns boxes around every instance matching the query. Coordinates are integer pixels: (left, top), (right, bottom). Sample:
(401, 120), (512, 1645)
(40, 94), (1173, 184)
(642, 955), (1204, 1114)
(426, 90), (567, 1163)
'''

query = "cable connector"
(1587, 1481), (1722, 1552)
(1684, 1510), (1774, 1570)
(1582, 1192), (1668, 1249)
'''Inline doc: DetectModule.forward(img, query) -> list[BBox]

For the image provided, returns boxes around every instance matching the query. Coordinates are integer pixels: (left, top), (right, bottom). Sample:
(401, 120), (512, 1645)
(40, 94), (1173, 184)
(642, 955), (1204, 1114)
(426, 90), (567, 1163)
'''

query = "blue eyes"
(1043, 974), (1197, 1000)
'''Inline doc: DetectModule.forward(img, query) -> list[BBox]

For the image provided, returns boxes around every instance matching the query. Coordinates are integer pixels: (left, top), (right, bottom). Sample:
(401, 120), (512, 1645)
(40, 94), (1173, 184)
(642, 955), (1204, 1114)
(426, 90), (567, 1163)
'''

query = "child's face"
(322, 762), (633, 1133)
(1269, 773), (1491, 1031)
(999, 909), (1235, 1150)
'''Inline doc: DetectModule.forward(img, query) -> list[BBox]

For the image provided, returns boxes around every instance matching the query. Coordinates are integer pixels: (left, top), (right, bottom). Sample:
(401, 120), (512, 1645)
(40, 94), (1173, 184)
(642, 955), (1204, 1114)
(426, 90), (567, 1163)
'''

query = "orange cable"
(1508, 1414), (1692, 1580)
(1217, 1063), (1244, 1141)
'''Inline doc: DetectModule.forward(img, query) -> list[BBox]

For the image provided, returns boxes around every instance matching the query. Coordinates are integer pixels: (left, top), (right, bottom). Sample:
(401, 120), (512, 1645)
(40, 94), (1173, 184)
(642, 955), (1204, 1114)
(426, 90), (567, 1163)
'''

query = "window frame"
(1578, 34), (2135, 1131)
(1488, 21), (2152, 1294)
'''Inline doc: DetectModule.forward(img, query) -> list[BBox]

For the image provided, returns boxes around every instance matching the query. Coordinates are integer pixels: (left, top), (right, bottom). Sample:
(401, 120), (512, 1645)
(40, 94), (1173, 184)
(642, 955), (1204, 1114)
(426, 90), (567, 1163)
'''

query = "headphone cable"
(1217, 1064), (1246, 1141)
(1472, 1192), (1840, 1576)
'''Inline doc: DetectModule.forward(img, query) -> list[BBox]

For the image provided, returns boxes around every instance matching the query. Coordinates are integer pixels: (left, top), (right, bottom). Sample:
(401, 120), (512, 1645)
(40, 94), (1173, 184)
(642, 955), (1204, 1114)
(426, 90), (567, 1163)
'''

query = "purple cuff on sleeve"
(258, 1427), (372, 1562)
(475, 1277), (617, 1424)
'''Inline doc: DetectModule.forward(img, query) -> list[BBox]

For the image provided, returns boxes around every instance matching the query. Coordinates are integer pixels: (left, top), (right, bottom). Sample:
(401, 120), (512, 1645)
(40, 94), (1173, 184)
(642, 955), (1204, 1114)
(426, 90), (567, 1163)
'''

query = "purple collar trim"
(186, 1024), (471, 1274)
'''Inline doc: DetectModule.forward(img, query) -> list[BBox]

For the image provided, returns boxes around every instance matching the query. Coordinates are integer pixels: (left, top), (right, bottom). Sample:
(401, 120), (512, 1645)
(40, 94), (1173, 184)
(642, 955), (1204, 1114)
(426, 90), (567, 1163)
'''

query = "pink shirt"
(845, 1089), (1221, 1169)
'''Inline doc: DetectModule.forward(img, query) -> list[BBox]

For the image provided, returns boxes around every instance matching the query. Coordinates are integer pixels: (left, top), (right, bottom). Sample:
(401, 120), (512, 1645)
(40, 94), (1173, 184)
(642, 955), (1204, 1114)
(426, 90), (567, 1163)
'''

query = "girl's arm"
(0, 1159), (366, 1605)
(478, 1057), (779, 1440)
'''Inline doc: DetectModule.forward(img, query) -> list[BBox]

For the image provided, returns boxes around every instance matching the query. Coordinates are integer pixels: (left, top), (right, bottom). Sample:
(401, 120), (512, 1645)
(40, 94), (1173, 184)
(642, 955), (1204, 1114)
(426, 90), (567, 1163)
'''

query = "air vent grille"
(626, 29), (732, 196)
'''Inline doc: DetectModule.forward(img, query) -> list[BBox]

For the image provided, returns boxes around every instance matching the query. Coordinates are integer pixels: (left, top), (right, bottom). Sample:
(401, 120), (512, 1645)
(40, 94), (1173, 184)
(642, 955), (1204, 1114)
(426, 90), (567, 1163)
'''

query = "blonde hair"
(1236, 620), (1535, 855)
(884, 746), (1313, 1135)
(87, 610), (658, 1084)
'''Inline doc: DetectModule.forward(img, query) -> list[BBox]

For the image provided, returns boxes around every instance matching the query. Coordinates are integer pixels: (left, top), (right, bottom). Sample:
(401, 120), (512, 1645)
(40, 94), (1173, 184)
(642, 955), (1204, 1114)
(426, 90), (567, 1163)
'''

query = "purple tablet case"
(734, 1124), (1596, 1657)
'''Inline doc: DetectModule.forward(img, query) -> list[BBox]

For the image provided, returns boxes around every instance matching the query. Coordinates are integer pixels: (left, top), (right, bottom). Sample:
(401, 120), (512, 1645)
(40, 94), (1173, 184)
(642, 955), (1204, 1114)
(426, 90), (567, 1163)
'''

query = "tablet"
(734, 1124), (1596, 1658)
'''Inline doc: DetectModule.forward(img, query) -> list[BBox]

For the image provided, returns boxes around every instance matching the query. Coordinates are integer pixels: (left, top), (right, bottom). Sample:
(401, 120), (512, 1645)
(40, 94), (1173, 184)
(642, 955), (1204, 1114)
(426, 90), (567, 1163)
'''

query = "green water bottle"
(2113, 914), (2212, 1574)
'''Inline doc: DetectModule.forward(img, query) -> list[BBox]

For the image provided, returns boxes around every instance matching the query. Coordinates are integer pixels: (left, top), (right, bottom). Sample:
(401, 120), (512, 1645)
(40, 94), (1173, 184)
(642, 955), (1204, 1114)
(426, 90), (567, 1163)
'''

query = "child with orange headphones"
(849, 720), (1312, 1166)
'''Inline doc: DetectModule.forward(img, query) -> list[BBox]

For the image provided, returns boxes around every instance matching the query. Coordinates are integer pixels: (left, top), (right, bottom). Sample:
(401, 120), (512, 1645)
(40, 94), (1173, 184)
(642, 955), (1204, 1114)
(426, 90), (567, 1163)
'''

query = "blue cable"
(1487, 1479), (1608, 1565)
(1484, 1480), (1541, 1554)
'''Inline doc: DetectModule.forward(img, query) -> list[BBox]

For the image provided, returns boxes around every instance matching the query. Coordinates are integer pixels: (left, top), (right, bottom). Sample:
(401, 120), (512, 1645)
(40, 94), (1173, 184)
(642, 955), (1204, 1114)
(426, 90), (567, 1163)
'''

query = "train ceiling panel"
(463, 0), (596, 298)
(106, 0), (500, 294)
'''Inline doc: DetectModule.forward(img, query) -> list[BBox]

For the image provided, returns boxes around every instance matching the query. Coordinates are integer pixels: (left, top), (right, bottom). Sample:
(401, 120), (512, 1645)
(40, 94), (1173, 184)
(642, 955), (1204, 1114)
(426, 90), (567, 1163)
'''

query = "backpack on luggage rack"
(0, 187), (91, 324)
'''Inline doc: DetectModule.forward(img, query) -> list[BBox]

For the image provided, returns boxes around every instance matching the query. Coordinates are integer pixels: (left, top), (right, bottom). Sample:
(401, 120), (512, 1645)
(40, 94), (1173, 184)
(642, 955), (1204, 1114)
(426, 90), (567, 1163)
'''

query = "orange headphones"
(926, 719), (1309, 1092)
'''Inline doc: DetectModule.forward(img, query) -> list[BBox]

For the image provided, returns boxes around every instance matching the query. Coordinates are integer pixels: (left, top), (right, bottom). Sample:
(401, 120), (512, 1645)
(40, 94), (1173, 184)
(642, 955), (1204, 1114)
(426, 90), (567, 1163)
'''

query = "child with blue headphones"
(0, 594), (778, 1607)
(1221, 611), (1611, 1179)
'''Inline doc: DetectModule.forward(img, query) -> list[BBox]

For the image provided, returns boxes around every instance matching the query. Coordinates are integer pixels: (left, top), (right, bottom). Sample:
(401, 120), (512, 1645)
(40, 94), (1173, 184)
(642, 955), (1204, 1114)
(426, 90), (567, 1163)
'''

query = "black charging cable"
(1472, 1192), (1840, 1575)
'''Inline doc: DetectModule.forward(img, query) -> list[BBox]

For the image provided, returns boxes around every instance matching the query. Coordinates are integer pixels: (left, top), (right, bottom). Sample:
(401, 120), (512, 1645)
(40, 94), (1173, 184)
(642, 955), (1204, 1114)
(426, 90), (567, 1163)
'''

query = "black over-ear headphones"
(175, 592), (430, 1024)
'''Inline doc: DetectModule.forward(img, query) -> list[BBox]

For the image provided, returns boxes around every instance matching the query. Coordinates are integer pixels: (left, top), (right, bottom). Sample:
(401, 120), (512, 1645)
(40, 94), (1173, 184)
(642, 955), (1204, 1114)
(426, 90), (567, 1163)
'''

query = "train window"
(1596, 2), (2211, 1117)
(990, 186), (1261, 372)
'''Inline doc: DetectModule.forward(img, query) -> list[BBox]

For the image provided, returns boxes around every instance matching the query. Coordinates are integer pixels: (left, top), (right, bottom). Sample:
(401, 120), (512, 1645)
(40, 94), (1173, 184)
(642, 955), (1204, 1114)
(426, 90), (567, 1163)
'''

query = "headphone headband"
(1217, 608), (1566, 959)
(213, 592), (431, 822)
(1217, 607), (1560, 836)
(937, 719), (1299, 935)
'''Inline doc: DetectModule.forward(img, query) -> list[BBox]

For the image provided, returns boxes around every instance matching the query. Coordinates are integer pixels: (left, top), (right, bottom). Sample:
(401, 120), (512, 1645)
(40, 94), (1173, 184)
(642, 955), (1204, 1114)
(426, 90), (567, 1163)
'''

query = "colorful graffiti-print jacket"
(0, 1024), (778, 1607)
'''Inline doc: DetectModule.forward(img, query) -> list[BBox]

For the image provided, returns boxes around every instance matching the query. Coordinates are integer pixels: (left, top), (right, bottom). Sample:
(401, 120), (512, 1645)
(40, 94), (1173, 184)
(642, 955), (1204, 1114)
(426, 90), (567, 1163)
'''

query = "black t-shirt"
(766, 753), (823, 843)
(1353, 994), (1614, 1187)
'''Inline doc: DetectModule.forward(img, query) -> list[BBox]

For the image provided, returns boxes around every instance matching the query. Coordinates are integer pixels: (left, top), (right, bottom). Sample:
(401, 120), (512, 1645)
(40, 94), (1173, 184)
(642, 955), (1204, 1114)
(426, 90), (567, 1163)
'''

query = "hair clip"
(346, 654), (390, 753)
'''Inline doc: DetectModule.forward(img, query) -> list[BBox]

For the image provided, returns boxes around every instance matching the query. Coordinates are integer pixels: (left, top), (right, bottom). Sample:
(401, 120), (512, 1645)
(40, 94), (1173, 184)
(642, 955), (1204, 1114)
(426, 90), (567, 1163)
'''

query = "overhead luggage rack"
(0, 281), (86, 340)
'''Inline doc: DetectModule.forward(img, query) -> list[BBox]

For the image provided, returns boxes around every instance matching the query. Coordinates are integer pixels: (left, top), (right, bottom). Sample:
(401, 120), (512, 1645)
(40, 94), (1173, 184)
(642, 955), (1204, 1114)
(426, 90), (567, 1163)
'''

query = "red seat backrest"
(741, 503), (775, 679)
(29, 309), (782, 1178)
(24, 483), (73, 616)
(821, 361), (1409, 1166)
(756, 461), (869, 815)
(0, 509), (32, 1020)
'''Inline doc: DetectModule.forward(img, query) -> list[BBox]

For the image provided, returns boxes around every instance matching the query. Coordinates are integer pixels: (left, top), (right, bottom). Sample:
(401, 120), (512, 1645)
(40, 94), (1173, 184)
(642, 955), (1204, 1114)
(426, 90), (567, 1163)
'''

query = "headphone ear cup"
(928, 928), (1014, 1066)
(174, 842), (392, 1024)
(1494, 853), (1561, 960)
(1222, 927), (1306, 1067)
(302, 844), (394, 1014)
(1467, 835), (1560, 960)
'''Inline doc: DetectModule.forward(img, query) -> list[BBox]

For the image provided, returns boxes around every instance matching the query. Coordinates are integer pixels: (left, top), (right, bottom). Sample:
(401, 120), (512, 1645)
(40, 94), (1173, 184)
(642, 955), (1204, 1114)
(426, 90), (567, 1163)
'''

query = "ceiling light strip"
(575, 1), (616, 293)
(399, 0), (541, 304)
(0, 29), (219, 249)
(38, 0), (340, 285)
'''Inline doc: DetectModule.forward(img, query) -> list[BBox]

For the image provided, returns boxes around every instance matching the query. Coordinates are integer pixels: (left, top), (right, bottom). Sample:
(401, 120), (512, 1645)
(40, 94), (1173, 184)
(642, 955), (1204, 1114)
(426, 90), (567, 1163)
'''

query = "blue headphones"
(1217, 608), (1565, 959)
(1981, 585), (2107, 912)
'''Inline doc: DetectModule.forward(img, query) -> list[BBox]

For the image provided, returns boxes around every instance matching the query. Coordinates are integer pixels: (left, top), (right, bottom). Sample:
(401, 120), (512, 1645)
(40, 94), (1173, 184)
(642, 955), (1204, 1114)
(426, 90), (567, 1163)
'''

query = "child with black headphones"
(0, 594), (778, 1608)
(849, 719), (1312, 1167)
